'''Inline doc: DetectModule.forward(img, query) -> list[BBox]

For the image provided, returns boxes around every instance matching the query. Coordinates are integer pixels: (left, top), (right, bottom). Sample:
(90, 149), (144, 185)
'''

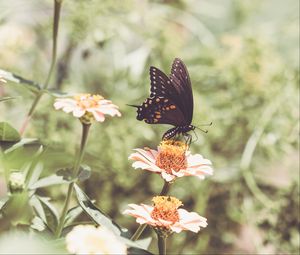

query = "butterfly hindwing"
(136, 96), (187, 126)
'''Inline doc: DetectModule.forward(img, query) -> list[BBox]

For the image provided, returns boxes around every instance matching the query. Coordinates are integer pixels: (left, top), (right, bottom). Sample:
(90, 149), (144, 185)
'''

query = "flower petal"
(161, 171), (175, 182)
(177, 209), (207, 233)
(123, 204), (156, 226)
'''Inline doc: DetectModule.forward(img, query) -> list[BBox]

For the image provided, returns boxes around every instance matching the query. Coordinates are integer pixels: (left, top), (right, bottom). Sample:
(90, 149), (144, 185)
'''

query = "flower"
(129, 140), (213, 182)
(54, 94), (121, 124)
(65, 225), (127, 255)
(123, 196), (207, 234)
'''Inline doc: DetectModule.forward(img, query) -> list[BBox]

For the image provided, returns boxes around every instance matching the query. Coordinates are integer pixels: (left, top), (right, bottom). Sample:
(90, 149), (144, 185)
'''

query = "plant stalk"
(130, 181), (170, 241)
(55, 123), (90, 238)
(20, 0), (62, 136)
(158, 235), (167, 255)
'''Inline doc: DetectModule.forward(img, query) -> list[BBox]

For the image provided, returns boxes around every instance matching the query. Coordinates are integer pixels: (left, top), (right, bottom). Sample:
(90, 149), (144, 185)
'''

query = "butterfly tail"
(126, 104), (140, 108)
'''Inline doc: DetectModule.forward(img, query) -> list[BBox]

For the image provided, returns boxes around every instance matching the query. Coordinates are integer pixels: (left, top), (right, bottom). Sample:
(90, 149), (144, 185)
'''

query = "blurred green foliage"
(0, 0), (299, 254)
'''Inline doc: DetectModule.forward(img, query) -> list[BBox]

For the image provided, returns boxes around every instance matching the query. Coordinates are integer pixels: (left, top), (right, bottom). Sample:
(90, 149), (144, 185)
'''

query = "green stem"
(55, 123), (90, 238)
(20, 0), (62, 136)
(158, 235), (167, 255)
(130, 181), (171, 241)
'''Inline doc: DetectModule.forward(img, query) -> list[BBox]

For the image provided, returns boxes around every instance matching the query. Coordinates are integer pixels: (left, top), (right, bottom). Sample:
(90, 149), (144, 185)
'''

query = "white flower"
(66, 225), (127, 254)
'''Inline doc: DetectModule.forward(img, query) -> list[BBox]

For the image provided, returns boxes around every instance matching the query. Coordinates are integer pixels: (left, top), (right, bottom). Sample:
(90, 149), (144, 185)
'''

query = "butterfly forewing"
(170, 58), (193, 123)
(149, 67), (177, 98)
(136, 96), (187, 126)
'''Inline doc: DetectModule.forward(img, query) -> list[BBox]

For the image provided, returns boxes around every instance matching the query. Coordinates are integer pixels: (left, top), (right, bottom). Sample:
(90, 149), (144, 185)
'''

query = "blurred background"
(0, 0), (299, 254)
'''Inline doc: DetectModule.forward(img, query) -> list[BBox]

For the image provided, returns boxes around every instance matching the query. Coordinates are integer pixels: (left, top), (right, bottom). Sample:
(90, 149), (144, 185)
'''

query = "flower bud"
(9, 171), (25, 193)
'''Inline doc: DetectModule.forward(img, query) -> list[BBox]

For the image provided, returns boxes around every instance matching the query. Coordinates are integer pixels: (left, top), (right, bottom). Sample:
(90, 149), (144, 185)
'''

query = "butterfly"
(130, 58), (206, 141)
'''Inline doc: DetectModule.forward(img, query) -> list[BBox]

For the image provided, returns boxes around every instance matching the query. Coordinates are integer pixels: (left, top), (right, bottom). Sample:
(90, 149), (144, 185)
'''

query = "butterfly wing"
(169, 58), (194, 124)
(149, 65), (190, 125)
(149, 66), (178, 98)
(136, 96), (187, 126)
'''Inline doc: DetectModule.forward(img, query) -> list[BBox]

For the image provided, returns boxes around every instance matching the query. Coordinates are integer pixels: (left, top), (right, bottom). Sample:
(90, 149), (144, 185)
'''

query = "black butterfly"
(130, 58), (202, 141)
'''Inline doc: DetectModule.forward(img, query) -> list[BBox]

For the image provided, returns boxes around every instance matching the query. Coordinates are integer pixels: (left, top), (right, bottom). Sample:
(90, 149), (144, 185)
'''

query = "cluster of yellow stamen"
(155, 140), (187, 174)
(74, 94), (103, 109)
(151, 196), (183, 224)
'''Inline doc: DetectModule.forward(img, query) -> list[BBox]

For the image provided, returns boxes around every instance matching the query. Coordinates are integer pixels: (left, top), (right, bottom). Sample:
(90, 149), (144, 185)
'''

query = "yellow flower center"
(151, 196), (183, 224)
(155, 140), (187, 174)
(74, 94), (103, 109)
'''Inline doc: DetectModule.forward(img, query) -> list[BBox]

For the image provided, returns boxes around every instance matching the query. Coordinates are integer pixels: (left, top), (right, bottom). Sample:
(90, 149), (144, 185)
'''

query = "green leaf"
(0, 97), (16, 102)
(37, 196), (59, 233)
(133, 237), (152, 250)
(31, 216), (47, 232)
(44, 89), (74, 98)
(0, 197), (9, 211)
(29, 173), (69, 189)
(64, 206), (83, 227)
(78, 164), (91, 182)
(0, 69), (41, 93)
(127, 247), (154, 255)
(27, 162), (44, 189)
(1, 192), (33, 226)
(30, 195), (59, 233)
(2, 138), (38, 154)
(56, 168), (73, 181)
(0, 122), (20, 142)
(119, 237), (153, 252)
(73, 184), (125, 236)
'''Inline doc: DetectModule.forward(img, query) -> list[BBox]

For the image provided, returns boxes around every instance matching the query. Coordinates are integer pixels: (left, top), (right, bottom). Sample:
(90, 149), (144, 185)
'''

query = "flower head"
(129, 140), (213, 182)
(123, 196), (207, 234)
(66, 225), (127, 255)
(54, 93), (121, 124)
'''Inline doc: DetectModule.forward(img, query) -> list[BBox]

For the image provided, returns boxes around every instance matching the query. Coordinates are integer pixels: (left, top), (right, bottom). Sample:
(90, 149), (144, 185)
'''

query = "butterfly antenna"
(195, 126), (208, 133)
(194, 122), (212, 133)
(198, 122), (212, 127)
(126, 104), (139, 108)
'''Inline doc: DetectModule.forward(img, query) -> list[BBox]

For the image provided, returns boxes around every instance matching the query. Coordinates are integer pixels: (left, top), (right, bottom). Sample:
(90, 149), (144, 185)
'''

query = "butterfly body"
(162, 125), (195, 140)
(132, 58), (196, 140)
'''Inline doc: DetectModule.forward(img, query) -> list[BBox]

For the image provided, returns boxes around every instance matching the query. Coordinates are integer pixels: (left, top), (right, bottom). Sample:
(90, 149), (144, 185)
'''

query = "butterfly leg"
(192, 129), (198, 143)
(183, 133), (192, 147)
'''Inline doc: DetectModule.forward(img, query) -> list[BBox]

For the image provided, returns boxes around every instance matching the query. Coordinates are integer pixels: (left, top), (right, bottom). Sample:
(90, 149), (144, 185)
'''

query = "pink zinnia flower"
(124, 196), (207, 233)
(54, 93), (121, 123)
(129, 140), (213, 182)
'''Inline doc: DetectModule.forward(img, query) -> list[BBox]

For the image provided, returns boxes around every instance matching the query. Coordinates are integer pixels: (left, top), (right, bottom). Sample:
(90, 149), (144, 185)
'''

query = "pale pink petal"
(87, 109), (105, 122)
(131, 149), (157, 163)
(54, 99), (78, 113)
(187, 154), (212, 167)
(161, 171), (175, 182)
(171, 169), (185, 177)
(129, 149), (162, 173)
(176, 209), (207, 233)
(94, 105), (121, 117)
(73, 108), (85, 117)
(123, 204), (156, 226)
(132, 161), (161, 173)
(170, 225), (184, 233)
(98, 99), (113, 105)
